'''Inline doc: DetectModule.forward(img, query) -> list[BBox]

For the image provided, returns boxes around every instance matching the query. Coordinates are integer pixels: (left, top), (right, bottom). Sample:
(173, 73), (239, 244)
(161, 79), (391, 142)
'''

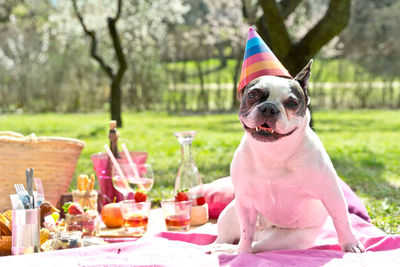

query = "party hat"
(238, 27), (292, 93)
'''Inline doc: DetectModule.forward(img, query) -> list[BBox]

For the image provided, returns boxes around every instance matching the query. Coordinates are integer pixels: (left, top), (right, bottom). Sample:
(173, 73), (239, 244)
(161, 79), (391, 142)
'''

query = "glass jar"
(65, 210), (99, 237)
(72, 190), (98, 211)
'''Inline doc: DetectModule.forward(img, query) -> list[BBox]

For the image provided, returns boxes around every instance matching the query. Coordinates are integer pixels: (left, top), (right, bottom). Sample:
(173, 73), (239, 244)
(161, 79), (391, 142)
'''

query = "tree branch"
(107, 0), (127, 85)
(115, 0), (122, 21)
(279, 0), (303, 19)
(294, 0), (351, 60)
(71, 0), (114, 79)
(257, 0), (292, 58)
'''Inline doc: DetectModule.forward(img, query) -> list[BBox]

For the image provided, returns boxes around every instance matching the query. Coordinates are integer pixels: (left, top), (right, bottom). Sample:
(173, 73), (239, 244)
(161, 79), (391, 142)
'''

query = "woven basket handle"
(24, 133), (38, 143)
(0, 131), (24, 138)
(0, 131), (39, 144)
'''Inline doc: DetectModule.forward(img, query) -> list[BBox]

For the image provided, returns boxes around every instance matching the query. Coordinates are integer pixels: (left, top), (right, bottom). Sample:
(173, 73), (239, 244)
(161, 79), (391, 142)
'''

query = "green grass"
(1, 110), (399, 234)
(314, 110), (400, 233)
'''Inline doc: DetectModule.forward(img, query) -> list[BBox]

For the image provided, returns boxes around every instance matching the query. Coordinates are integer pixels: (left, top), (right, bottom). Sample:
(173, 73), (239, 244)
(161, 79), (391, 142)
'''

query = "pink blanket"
(1, 213), (399, 266)
(1, 178), (398, 266)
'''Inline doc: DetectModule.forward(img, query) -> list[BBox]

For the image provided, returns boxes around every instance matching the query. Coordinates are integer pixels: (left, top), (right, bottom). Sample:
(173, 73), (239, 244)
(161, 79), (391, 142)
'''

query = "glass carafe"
(174, 131), (202, 199)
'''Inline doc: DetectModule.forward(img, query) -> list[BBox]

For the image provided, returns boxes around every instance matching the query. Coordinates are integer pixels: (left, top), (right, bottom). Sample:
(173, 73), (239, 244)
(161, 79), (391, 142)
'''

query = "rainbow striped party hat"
(238, 27), (292, 93)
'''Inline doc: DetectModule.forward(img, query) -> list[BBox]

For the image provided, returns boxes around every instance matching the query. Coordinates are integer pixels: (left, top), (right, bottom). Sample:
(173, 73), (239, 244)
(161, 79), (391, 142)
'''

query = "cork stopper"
(110, 120), (117, 130)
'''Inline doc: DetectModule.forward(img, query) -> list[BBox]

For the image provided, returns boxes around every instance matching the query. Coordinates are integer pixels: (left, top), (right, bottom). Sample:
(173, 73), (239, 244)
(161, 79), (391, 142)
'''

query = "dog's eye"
(286, 100), (298, 108)
(247, 90), (259, 100)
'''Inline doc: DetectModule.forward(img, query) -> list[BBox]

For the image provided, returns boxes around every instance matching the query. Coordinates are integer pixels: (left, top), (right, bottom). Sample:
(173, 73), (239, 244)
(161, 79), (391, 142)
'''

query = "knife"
(26, 168), (35, 208)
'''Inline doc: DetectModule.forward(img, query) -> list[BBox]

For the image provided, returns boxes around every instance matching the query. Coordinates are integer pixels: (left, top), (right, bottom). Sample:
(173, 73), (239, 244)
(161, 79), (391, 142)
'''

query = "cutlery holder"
(12, 209), (40, 255)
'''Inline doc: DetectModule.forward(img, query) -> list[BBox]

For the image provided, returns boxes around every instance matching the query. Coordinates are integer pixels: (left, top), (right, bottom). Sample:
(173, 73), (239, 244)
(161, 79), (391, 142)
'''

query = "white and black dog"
(214, 60), (365, 254)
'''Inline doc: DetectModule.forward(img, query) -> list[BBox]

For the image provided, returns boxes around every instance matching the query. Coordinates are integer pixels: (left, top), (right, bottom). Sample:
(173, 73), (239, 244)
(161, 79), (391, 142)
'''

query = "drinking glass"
(111, 167), (133, 200)
(120, 200), (151, 236)
(128, 163), (154, 192)
(161, 199), (192, 231)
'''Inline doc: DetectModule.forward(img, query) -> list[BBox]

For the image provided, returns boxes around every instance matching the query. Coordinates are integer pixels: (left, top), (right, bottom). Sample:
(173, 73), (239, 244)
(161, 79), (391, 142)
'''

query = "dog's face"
(238, 60), (313, 142)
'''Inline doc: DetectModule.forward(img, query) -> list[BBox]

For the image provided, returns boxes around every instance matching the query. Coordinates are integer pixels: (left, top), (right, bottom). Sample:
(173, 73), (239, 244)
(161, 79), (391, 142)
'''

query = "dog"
(213, 60), (365, 254)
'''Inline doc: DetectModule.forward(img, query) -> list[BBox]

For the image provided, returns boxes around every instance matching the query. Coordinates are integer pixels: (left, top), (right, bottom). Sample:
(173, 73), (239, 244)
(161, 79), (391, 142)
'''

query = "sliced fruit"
(67, 203), (84, 215)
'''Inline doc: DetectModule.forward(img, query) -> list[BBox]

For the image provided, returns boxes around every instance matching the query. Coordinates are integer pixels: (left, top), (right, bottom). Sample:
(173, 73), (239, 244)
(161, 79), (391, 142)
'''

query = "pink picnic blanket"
(1, 214), (399, 266)
(159, 215), (400, 266)
(1, 177), (399, 266)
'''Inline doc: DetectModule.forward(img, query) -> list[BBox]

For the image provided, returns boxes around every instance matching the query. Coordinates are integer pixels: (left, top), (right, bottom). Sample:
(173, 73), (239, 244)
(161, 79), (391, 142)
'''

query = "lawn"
(1, 110), (399, 234)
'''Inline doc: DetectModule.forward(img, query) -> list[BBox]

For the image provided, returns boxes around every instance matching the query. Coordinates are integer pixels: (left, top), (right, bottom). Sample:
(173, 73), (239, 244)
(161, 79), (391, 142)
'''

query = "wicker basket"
(0, 132), (85, 209)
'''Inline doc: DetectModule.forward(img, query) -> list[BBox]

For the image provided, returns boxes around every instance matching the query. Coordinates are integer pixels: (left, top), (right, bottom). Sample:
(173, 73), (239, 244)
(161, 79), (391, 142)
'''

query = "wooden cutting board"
(97, 208), (216, 238)
(97, 209), (166, 238)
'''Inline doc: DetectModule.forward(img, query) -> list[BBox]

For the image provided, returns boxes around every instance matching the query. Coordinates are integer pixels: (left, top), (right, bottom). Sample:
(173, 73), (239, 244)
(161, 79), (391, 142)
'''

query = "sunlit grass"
(1, 110), (399, 233)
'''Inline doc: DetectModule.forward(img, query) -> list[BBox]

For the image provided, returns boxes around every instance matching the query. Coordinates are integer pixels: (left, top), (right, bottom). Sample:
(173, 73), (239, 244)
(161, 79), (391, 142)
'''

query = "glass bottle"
(109, 120), (119, 158)
(174, 131), (203, 199)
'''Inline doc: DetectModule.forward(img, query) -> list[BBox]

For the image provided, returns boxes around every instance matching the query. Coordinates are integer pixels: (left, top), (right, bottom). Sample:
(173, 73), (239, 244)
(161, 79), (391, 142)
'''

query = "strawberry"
(175, 191), (189, 202)
(134, 191), (147, 202)
(196, 196), (206, 206)
(68, 203), (84, 215)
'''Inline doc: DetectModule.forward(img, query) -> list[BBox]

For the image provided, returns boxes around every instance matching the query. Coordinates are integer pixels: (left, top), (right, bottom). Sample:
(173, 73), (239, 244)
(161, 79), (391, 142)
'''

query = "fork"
(14, 184), (31, 209)
(34, 178), (45, 206)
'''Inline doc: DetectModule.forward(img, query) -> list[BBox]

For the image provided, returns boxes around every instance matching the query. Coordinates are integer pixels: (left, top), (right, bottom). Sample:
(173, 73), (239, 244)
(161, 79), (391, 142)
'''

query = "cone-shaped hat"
(238, 27), (292, 94)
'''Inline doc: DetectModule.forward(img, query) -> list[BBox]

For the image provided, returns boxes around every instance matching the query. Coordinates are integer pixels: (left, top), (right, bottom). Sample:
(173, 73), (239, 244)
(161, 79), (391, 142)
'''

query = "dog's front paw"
(342, 240), (365, 253)
(204, 243), (239, 255)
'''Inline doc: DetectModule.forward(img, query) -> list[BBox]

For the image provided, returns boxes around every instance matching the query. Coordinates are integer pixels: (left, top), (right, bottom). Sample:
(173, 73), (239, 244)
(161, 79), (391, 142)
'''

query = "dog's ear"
(237, 83), (251, 101)
(237, 88), (245, 101)
(294, 59), (313, 106)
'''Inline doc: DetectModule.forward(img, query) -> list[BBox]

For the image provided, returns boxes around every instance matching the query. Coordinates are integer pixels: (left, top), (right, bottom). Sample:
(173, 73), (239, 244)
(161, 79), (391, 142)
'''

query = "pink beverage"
(165, 215), (190, 230)
(123, 215), (149, 228)
(120, 201), (151, 236)
(161, 199), (192, 231)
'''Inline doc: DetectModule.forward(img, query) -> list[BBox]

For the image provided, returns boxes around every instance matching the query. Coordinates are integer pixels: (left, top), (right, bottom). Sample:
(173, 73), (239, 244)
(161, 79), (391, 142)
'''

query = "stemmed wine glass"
(111, 166), (134, 200)
(128, 163), (154, 192)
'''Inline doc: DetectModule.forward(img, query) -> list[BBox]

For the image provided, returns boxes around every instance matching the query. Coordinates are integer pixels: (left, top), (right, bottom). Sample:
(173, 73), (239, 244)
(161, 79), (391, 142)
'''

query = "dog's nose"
(258, 103), (280, 116)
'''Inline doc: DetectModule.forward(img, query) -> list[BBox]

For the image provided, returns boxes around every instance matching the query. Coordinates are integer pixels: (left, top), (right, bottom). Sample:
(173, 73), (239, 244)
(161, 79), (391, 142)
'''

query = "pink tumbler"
(91, 151), (147, 205)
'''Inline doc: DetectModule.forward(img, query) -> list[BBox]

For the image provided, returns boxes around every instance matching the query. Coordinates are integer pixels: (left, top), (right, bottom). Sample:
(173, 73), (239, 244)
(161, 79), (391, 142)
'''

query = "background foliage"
(0, 0), (399, 113)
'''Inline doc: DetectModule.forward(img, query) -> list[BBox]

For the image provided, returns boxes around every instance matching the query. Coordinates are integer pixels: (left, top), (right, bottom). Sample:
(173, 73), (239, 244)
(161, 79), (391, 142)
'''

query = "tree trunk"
(257, 0), (352, 75)
(72, 0), (126, 127)
(107, 12), (127, 127)
(196, 60), (208, 111)
(110, 80), (122, 126)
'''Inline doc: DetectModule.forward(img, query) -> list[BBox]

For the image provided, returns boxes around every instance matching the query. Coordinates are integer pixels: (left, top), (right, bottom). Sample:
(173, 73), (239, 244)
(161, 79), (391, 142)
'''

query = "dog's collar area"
(242, 122), (297, 142)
